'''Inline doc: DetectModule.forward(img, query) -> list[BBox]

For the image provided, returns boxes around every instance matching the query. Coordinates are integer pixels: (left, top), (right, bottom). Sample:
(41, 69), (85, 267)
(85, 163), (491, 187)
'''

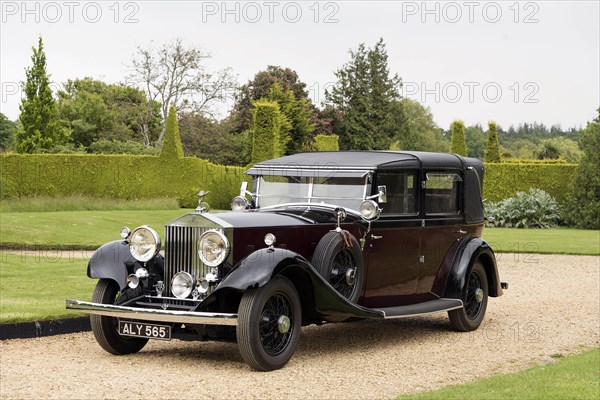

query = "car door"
(362, 170), (422, 308)
(417, 170), (464, 294)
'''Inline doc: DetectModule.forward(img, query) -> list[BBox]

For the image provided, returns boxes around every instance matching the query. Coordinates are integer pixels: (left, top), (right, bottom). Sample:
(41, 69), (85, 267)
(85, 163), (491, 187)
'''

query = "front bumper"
(66, 299), (238, 326)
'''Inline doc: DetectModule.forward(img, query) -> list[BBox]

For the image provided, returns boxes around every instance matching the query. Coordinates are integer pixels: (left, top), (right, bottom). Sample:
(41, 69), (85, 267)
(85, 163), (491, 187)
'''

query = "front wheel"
(90, 279), (148, 355)
(236, 275), (301, 371)
(448, 261), (488, 332)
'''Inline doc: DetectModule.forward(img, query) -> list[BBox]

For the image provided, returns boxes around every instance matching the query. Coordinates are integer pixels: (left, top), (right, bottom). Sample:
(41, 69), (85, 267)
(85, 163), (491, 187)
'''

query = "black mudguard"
(442, 237), (503, 300)
(87, 240), (164, 290)
(208, 248), (383, 322)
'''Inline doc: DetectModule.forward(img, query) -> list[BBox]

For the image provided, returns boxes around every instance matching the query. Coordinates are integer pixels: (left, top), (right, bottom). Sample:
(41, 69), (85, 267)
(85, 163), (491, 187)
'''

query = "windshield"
(256, 175), (369, 211)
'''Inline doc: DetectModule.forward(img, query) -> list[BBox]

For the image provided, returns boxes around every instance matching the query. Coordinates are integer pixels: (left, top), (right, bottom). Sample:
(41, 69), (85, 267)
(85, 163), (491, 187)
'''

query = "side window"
(425, 172), (462, 215)
(377, 171), (417, 215)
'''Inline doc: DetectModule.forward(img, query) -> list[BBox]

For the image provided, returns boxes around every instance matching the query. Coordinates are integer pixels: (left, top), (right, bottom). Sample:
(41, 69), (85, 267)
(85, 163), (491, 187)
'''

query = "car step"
(374, 298), (463, 319)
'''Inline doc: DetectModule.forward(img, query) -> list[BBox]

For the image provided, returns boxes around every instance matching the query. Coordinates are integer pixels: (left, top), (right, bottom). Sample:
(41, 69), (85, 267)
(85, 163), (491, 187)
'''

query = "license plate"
(118, 321), (171, 340)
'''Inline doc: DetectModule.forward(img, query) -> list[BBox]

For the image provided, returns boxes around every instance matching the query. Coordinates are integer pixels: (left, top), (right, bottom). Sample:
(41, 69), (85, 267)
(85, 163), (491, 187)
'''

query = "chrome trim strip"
(66, 299), (238, 326)
(201, 213), (233, 228)
(260, 202), (363, 217)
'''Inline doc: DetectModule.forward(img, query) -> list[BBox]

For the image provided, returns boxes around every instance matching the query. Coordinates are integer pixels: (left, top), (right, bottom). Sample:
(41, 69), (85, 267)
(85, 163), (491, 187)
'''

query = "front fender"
(442, 237), (503, 300)
(87, 241), (164, 290)
(208, 248), (382, 322)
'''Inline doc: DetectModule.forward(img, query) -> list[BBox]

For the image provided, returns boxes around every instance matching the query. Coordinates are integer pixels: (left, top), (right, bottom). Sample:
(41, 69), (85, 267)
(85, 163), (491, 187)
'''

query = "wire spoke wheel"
(448, 261), (488, 332)
(312, 231), (365, 303)
(259, 293), (293, 356)
(465, 271), (483, 320)
(329, 249), (356, 299)
(237, 275), (301, 371)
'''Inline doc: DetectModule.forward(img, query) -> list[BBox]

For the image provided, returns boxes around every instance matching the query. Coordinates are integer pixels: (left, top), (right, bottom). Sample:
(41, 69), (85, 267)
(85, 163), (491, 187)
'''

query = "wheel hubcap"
(259, 293), (293, 356)
(345, 268), (356, 285)
(330, 249), (357, 299)
(475, 288), (484, 303)
(277, 315), (291, 334)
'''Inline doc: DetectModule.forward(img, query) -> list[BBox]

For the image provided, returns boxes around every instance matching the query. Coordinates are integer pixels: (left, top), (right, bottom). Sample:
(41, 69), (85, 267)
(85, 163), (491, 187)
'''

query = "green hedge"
(314, 134), (340, 151)
(499, 159), (568, 164)
(0, 154), (248, 209)
(484, 162), (577, 203)
(0, 154), (577, 208)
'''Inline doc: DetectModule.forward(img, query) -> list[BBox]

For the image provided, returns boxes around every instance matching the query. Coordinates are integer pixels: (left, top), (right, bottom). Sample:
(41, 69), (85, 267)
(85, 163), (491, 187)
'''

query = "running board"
(374, 298), (463, 319)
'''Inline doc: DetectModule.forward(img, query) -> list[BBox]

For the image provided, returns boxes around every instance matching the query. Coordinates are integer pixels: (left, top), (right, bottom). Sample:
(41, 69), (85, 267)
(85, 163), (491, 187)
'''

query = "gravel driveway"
(1, 254), (598, 399)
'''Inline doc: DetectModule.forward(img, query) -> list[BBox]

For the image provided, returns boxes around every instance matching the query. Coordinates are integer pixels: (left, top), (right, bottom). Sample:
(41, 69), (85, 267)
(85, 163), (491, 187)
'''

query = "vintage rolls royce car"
(67, 151), (506, 371)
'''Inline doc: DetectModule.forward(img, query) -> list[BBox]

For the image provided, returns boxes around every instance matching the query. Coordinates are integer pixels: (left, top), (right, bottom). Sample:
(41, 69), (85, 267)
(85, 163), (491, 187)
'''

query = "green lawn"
(0, 252), (95, 323)
(397, 348), (600, 400)
(0, 209), (191, 250)
(483, 228), (599, 255)
(0, 195), (179, 213)
(1, 209), (598, 255)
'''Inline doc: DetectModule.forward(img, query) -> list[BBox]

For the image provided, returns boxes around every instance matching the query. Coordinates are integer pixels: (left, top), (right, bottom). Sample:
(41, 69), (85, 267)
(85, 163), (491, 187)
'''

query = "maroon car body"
(68, 151), (505, 371)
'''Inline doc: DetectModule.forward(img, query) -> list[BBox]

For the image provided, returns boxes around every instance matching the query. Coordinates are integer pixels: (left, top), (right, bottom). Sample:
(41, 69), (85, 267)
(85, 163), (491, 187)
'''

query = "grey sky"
(1, 0), (599, 130)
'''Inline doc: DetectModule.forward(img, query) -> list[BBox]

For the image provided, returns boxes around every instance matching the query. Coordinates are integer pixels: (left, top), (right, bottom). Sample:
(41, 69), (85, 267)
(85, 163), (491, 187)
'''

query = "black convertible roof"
(247, 151), (486, 224)
(247, 151), (478, 174)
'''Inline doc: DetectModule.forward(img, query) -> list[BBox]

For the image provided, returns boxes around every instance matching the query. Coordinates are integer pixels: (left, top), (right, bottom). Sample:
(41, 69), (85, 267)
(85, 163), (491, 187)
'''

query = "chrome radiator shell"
(162, 213), (232, 299)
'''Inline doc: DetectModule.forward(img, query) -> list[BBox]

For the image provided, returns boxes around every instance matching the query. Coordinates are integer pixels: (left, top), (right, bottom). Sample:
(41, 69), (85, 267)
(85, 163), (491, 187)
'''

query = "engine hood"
(166, 207), (363, 229)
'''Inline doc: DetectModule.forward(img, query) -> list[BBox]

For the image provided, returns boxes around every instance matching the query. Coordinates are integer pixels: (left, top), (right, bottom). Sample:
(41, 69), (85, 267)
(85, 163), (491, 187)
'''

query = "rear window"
(424, 172), (462, 215)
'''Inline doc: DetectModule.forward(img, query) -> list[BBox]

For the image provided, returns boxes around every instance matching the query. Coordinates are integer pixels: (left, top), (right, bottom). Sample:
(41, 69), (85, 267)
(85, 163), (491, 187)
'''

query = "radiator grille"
(164, 225), (211, 298)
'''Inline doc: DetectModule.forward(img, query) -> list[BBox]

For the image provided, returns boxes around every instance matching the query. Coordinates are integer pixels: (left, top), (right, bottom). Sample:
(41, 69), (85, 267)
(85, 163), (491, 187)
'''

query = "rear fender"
(442, 237), (503, 299)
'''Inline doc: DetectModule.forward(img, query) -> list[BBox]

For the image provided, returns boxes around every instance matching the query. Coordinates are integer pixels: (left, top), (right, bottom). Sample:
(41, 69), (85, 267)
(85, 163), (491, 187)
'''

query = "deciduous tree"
(129, 38), (236, 144)
(0, 113), (16, 151)
(57, 78), (161, 148)
(391, 99), (448, 152)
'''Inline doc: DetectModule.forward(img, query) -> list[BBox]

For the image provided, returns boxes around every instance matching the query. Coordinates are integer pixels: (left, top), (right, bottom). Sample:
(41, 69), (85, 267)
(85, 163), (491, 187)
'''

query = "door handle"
(370, 234), (383, 240)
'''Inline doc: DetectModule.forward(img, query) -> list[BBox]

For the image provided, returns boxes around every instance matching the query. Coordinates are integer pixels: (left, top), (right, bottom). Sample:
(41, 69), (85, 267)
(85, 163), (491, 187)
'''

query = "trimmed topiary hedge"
(314, 134), (339, 151)
(250, 100), (284, 163)
(484, 162), (577, 204)
(0, 154), (576, 209)
(0, 154), (248, 209)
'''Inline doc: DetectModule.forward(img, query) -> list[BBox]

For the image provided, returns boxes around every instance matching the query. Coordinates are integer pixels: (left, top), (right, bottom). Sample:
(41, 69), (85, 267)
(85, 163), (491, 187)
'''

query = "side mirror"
(377, 185), (387, 203)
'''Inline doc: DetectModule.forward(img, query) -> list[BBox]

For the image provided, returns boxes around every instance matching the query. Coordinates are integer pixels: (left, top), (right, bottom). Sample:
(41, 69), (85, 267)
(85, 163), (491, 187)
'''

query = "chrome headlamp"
(231, 196), (249, 212)
(198, 229), (229, 267)
(171, 272), (194, 299)
(129, 226), (161, 262)
(359, 200), (381, 221)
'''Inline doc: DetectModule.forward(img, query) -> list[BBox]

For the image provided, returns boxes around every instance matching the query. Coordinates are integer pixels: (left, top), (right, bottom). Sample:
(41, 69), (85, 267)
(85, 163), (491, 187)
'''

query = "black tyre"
(90, 279), (148, 355)
(312, 231), (364, 303)
(237, 275), (301, 371)
(448, 261), (488, 332)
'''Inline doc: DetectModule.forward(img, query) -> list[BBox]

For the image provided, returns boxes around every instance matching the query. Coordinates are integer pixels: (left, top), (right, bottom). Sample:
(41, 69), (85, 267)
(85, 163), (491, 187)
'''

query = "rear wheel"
(448, 261), (488, 331)
(90, 279), (148, 355)
(237, 275), (301, 371)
